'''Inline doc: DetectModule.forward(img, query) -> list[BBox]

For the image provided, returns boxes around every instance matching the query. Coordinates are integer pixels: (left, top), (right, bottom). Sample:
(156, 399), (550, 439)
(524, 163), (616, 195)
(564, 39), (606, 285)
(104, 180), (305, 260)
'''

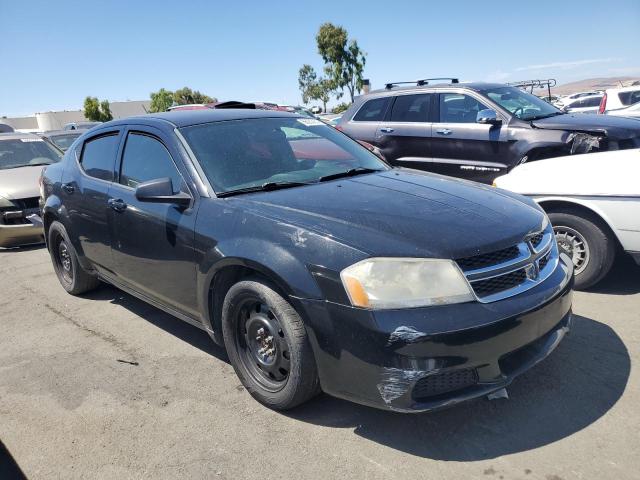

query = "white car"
(556, 91), (602, 107)
(598, 86), (640, 114)
(494, 149), (640, 289)
(561, 94), (603, 114)
(606, 101), (640, 119)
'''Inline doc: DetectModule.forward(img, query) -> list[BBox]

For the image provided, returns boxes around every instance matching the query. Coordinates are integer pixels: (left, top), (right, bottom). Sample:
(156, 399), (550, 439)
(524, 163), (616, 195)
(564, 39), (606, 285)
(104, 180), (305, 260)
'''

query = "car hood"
(227, 170), (545, 259)
(0, 165), (42, 200)
(532, 113), (640, 138)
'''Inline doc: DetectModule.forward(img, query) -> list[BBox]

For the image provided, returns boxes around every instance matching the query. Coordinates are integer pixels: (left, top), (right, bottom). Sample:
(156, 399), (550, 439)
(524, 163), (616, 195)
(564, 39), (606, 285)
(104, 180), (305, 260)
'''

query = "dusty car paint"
(42, 110), (574, 412)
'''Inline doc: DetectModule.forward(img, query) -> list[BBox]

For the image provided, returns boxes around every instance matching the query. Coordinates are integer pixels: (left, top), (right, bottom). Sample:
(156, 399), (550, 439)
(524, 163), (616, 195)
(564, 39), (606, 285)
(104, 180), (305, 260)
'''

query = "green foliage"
(172, 87), (215, 105)
(332, 102), (351, 114)
(298, 65), (336, 113)
(316, 23), (366, 102)
(83, 96), (113, 122)
(149, 88), (175, 113)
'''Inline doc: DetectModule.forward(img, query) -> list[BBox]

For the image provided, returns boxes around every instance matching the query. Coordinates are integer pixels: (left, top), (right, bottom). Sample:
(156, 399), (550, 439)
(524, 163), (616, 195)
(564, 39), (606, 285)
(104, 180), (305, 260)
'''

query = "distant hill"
(552, 77), (640, 95)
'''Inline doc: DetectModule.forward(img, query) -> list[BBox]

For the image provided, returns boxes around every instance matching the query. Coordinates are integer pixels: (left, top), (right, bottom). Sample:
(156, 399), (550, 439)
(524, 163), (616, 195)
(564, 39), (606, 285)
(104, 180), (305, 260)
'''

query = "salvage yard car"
(494, 149), (640, 289)
(41, 110), (573, 412)
(0, 132), (61, 247)
(337, 78), (640, 183)
(39, 130), (84, 152)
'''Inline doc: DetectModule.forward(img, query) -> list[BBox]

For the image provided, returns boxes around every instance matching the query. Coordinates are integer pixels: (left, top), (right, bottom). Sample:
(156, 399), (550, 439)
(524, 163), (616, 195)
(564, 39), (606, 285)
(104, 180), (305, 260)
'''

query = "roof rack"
(507, 79), (557, 98)
(385, 77), (459, 89)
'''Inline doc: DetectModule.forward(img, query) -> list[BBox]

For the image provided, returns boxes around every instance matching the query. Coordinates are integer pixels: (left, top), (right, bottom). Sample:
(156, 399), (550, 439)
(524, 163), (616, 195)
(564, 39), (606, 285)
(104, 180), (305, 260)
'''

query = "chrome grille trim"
(456, 227), (558, 303)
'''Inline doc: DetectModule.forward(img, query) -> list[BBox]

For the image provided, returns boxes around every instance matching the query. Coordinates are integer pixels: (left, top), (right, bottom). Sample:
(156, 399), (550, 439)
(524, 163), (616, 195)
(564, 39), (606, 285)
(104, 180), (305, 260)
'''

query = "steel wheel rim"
(56, 238), (74, 283)
(554, 225), (590, 274)
(234, 299), (290, 392)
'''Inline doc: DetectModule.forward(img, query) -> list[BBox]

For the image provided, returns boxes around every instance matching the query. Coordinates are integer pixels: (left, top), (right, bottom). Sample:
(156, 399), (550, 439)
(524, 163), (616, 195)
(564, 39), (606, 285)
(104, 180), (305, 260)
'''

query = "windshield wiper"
(217, 181), (310, 198)
(317, 167), (382, 183)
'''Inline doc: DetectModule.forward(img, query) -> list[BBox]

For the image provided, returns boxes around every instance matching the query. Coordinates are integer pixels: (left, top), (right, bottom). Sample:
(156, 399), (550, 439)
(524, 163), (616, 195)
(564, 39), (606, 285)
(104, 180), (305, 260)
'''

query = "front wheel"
(221, 278), (320, 410)
(548, 210), (616, 290)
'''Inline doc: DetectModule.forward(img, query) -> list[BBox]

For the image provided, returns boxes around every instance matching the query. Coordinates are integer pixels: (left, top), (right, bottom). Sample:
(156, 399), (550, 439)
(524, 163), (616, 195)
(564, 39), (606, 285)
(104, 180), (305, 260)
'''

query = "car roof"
(41, 130), (85, 136)
(0, 132), (43, 141)
(367, 81), (509, 96)
(102, 109), (301, 129)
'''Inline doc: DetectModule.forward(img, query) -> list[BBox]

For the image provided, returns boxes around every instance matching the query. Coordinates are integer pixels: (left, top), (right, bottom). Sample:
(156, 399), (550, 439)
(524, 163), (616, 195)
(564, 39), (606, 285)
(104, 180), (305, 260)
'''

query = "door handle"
(62, 183), (75, 194)
(108, 198), (127, 213)
(379, 127), (394, 133)
(436, 128), (452, 135)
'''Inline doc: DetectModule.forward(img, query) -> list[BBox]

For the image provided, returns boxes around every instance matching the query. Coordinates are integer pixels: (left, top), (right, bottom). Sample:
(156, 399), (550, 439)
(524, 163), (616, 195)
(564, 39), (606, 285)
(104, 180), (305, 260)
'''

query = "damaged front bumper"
(296, 253), (574, 413)
(0, 214), (45, 248)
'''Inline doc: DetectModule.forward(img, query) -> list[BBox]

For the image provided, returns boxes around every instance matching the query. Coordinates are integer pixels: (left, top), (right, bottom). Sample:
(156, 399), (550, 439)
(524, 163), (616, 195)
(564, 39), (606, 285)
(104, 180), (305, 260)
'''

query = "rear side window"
(618, 90), (640, 106)
(582, 96), (602, 108)
(119, 133), (183, 192)
(390, 94), (431, 122)
(80, 133), (119, 181)
(353, 97), (389, 121)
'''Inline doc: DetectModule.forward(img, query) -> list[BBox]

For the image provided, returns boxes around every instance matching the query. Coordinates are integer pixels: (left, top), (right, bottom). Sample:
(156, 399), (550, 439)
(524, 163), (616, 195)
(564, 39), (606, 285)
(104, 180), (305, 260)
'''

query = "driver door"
(108, 126), (199, 317)
(430, 92), (510, 182)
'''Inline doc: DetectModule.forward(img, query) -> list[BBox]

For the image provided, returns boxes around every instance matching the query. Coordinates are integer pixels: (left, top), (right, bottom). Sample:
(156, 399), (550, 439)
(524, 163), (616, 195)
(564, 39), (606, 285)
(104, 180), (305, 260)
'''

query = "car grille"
(456, 227), (557, 302)
(456, 245), (520, 270)
(0, 197), (41, 226)
(412, 369), (478, 400)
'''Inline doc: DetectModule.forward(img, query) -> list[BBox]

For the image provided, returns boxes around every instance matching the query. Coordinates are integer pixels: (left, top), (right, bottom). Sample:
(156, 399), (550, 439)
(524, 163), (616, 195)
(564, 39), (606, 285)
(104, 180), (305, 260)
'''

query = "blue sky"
(1, 0), (639, 116)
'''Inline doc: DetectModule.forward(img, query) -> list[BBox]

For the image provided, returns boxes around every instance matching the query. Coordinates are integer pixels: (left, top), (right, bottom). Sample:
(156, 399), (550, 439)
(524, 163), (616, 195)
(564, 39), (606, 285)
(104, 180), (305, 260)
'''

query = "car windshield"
(0, 138), (62, 170)
(180, 117), (389, 194)
(481, 86), (563, 120)
(49, 133), (81, 151)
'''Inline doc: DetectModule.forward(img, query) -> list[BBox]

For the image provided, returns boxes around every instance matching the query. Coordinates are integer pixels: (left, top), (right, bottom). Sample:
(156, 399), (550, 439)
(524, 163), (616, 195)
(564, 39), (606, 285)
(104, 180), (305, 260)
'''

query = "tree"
(172, 87), (215, 105)
(332, 102), (351, 114)
(83, 96), (113, 122)
(150, 88), (174, 113)
(316, 23), (366, 103)
(298, 64), (336, 113)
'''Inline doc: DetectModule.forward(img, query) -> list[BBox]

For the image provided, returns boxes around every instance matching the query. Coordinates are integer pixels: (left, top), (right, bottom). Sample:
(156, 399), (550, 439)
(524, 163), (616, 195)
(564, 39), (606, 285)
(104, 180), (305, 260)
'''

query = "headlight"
(340, 258), (475, 309)
(540, 212), (550, 232)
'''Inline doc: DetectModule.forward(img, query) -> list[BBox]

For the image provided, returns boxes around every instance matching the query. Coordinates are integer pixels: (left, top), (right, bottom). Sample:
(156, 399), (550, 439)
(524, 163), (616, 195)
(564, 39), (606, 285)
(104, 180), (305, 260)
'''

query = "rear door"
(108, 126), (198, 317)
(430, 91), (510, 182)
(60, 129), (122, 273)
(374, 93), (434, 169)
(340, 96), (391, 144)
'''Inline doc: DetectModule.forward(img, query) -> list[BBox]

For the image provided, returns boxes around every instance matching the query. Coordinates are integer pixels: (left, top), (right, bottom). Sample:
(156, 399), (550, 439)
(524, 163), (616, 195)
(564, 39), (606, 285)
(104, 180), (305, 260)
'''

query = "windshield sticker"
(20, 138), (44, 142)
(296, 118), (324, 127)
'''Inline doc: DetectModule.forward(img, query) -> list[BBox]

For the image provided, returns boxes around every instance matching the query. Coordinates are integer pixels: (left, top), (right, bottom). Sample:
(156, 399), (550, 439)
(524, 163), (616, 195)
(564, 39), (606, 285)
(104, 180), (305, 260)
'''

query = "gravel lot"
(1, 245), (638, 479)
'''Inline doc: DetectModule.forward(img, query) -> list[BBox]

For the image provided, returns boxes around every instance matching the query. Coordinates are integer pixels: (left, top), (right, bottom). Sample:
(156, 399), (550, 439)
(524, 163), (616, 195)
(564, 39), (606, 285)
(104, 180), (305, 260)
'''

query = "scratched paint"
(377, 367), (425, 405)
(387, 326), (429, 346)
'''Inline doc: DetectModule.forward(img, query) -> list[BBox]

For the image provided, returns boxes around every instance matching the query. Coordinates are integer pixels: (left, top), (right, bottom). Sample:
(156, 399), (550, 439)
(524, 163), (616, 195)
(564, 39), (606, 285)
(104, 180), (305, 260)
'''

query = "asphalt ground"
(1, 245), (638, 479)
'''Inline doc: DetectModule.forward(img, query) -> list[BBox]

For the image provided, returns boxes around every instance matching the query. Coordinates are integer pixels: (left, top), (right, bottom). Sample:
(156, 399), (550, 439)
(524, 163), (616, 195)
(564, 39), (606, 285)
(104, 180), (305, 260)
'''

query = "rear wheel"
(221, 278), (320, 410)
(548, 210), (616, 290)
(48, 221), (100, 295)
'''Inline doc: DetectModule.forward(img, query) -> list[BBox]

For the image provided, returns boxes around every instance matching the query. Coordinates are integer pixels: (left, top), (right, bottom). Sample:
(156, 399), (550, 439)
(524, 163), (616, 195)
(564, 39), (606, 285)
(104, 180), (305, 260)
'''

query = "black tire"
(221, 278), (320, 410)
(548, 209), (616, 290)
(48, 221), (100, 295)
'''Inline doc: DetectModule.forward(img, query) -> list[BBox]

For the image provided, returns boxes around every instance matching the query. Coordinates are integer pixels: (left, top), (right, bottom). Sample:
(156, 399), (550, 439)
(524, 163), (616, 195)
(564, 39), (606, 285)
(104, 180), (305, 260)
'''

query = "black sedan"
(40, 110), (573, 412)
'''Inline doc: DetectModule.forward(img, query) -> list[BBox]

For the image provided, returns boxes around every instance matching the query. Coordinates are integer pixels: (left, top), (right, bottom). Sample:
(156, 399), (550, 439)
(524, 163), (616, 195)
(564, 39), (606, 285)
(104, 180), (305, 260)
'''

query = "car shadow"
(81, 288), (629, 461)
(285, 314), (630, 460)
(0, 440), (27, 480)
(585, 254), (640, 295)
(83, 286), (229, 363)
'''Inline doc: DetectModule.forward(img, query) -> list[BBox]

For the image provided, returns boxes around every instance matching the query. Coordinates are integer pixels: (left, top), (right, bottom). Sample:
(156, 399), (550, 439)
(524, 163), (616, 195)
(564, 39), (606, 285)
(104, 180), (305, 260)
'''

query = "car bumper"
(0, 215), (45, 248)
(295, 252), (574, 413)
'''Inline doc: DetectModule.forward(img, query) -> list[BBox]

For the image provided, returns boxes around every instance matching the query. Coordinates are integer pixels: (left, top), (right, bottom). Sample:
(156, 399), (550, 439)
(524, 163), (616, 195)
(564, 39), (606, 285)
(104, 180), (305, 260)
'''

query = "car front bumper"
(0, 215), (45, 248)
(295, 252), (574, 413)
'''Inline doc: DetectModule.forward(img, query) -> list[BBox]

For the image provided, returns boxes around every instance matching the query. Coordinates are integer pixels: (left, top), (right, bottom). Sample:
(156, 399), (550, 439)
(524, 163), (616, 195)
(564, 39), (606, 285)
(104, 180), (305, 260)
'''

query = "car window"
(0, 137), (62, 170)
(80, 133), (119, 181)
(353, 97), (390, 121)
(618, 90), (640, 106)
(180, 117), (388, 194)
(482, 86), (561, 120)
(50, 134), (81, 151)
(390, 94), (431, 122)
(119, 133), (183, 192)
(582, 96), (602, 108)
(439, 94), (488, 123)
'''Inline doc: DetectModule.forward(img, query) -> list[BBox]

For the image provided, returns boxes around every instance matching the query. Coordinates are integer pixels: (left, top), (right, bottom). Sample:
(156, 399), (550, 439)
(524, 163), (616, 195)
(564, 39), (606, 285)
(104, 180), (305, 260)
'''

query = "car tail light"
(598, 93), (607, 114)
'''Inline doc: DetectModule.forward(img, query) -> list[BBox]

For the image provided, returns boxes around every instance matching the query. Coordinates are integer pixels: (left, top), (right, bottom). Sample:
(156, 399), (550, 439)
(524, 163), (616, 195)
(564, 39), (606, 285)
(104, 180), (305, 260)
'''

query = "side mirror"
(135, 177), (191, 207)
(476, 109), (502, 125)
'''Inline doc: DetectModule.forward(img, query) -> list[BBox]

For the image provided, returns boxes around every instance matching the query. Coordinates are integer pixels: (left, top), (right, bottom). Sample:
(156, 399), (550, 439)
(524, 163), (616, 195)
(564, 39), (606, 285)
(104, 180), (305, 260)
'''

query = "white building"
(1, 100), (151, 132)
